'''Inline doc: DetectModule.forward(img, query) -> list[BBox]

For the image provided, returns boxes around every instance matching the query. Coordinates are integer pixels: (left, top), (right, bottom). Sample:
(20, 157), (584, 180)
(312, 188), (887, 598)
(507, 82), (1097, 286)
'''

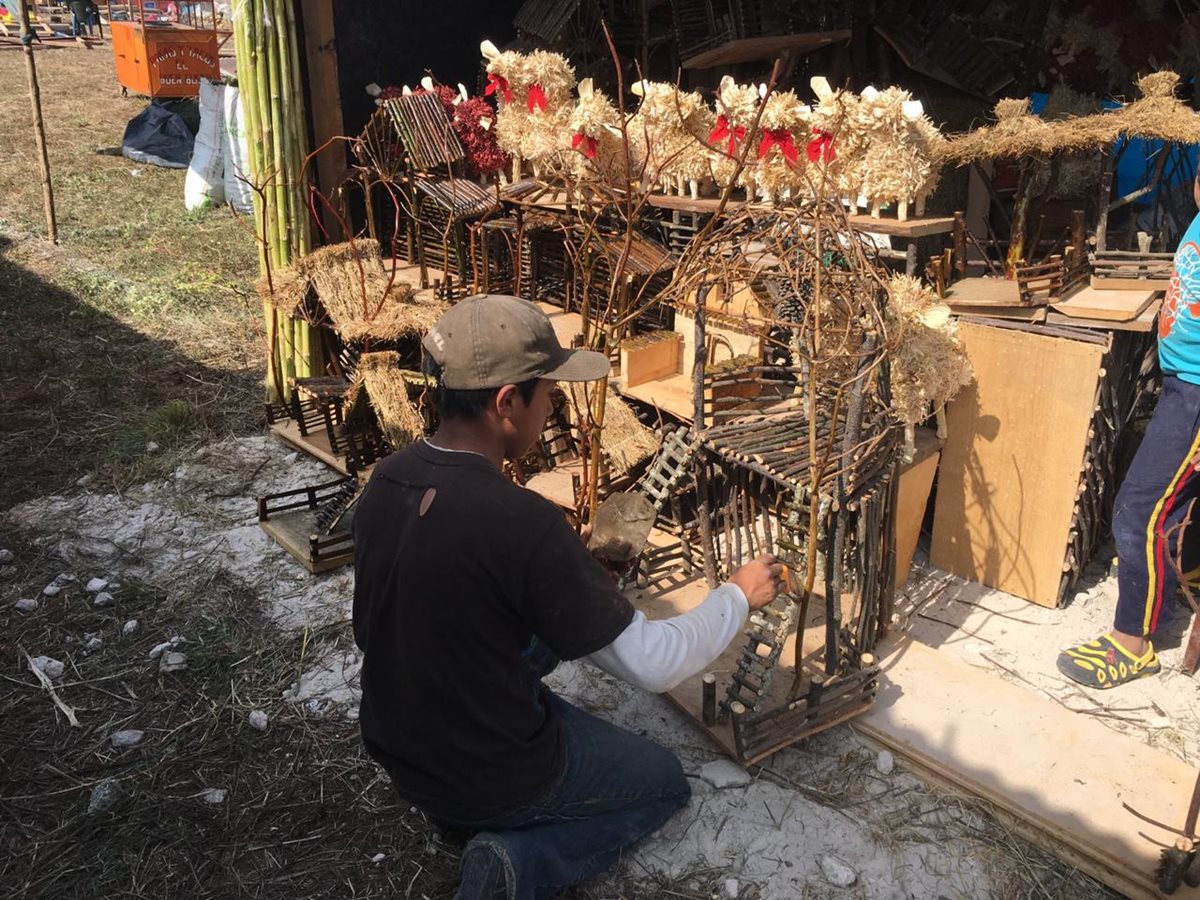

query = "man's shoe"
(1056, 634), (1160, 689)
(455, 843), (508, 900)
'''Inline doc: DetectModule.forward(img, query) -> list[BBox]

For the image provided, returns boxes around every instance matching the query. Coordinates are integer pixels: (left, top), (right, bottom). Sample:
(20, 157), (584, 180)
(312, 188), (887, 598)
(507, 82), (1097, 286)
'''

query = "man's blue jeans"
(441, 692), (691, 899)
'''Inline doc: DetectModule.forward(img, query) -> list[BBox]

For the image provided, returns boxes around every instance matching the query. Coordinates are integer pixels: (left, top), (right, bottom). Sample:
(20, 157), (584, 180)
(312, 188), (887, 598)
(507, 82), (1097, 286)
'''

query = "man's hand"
(728, 554), (785, 610)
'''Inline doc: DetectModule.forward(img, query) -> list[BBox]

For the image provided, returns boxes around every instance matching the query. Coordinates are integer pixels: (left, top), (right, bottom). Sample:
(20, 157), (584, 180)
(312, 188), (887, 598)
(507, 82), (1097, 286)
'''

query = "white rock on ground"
(88, 777), (120, 814)
(819, 854), (857, 888)
(0, 548), (13, 564)
(84, 633), (103, 652)
(42, 584), (61, 597)
(93, 592), (115, 608)
(876, 749), (895, 776)
(122, 619), (139, 636)
(699, 759), (752, 789)
(201, 788), (227, 804)
(159, 651), (188, 673)
(14, 598), (37, 613)
(370, 852), (386, 864)
(30, 656), (64, 681)
(724, 877), (740, 898)
(110, 729), (144, 749)
(148, 641), (173, 659)
(85, 577), (108, 593)
(248, 710), (268, 731)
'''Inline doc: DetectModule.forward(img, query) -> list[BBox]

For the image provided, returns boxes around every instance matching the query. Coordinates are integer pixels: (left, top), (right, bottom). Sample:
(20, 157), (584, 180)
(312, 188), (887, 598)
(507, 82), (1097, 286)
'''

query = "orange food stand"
(108, 2), (220, 98)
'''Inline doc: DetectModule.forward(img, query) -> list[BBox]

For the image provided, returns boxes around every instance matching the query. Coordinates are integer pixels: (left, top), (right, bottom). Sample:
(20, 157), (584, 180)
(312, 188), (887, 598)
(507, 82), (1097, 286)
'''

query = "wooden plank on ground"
(930, 322), (1103, 607)
(945, 277), (1024, 307)
(857, 637), (1200, 900)
(1046, 298), (1161, 334)
(1052, 286), (1160, 322)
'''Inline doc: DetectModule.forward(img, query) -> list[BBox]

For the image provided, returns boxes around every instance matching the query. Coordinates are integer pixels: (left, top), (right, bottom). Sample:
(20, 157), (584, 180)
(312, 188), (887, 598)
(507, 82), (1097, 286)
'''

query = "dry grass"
(0, 46), (264, 505)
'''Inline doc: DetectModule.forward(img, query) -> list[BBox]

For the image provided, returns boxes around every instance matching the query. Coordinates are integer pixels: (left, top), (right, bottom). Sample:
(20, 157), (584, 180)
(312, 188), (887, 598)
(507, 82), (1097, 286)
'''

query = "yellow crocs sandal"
(1056, 634), (1160, 689)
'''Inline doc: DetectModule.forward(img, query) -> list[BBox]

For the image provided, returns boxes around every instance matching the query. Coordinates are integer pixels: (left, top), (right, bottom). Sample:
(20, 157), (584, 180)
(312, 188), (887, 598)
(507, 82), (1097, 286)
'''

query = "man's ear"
(493, 384), (520, 421)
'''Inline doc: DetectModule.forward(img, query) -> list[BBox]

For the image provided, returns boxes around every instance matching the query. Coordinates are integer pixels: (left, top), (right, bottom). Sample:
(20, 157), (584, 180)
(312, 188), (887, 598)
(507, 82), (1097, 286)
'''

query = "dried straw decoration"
(886, 275), (973, 427)
(351, 351), (425, 451)
(257, 266), (311, 315)
(1050, 71), (1200, 150)
(938, 98), (1063, 163)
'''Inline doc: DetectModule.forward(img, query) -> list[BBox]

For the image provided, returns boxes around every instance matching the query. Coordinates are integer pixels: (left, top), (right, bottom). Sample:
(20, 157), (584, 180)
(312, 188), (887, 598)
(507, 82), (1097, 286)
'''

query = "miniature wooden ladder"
(618, 427), (697, 590)
(313, 478), (362, 534)
(719, 491), (804, 718)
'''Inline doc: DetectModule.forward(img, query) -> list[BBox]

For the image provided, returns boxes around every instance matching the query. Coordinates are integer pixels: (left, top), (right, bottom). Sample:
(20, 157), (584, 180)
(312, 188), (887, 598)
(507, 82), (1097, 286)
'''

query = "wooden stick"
(16, 0), (57, 243)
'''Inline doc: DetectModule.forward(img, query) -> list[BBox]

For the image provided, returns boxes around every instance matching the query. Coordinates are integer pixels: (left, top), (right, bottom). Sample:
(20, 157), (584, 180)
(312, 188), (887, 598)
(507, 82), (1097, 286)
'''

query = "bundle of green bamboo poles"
(232, 0), (316, 400)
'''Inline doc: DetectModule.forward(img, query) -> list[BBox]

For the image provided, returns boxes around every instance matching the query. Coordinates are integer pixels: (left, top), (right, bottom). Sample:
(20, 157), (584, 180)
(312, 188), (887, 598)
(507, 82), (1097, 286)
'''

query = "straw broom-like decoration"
(232, 0), (315, 401)
(886, 275), (973, 453)
(352, 351), (425, 451)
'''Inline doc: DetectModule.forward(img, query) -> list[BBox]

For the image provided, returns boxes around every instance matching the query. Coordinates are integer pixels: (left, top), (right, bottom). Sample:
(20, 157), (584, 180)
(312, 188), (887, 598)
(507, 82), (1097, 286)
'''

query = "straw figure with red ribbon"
(481, 40), (576, 181)
(628, 80), (714, 199)
(752, 89), (812, 204)
(708, 76), (763, 195)
(567, 78), (631, 185)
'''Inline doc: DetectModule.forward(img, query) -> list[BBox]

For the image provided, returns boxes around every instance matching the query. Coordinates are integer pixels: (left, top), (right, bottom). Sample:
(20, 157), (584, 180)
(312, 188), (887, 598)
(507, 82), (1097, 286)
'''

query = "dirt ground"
(0, 43), (1131, 900)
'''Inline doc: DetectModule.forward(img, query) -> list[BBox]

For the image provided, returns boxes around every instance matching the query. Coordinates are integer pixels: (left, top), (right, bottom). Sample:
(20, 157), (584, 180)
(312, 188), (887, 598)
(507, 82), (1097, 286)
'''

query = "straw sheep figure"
(628, 80), (714, 199)
(708, 76), (761, 196)
(750, 89), (810, 204)
(481, 40), (576, 181)
(801, 76), (859, 202)
(886, 274), (973, 456)
(567, 78), (632, 187)
(850, 86), (944, 220)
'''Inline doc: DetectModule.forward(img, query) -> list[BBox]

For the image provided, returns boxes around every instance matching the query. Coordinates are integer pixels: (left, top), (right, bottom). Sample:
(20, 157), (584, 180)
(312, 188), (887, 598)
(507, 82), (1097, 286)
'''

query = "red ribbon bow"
(571, 132), (598, 159)
(484, 72), (511, 104)
(708, 115), (747, 156)
(758, 128), (799, 165)
(806, 128), (836, 163)
(527, 83), (547, 113)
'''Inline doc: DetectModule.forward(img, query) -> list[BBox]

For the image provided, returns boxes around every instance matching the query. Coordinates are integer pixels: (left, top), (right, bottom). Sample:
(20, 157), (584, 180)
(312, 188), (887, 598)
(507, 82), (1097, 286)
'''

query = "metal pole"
(16, 0), (57, 244)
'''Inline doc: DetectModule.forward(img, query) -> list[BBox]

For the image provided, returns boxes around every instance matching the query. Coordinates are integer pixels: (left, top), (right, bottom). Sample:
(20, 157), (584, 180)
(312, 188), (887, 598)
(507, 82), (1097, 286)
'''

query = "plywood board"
(1046, 298), (1161, 334)
(948, 303), (1046, 323)
(930, 322), (1104, 607)
(618, 371), (696, 422)
(269, 419), (352, 477)
(1052, 286), (1160, 322)
(1091, 276), (1170, 291)
(535, 303), (585, 350)
(857, 638), (1200, 900)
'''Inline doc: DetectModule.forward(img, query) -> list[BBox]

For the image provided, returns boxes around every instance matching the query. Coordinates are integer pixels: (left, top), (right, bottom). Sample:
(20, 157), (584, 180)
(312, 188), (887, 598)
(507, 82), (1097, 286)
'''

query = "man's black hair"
(423, 356), (539, 421)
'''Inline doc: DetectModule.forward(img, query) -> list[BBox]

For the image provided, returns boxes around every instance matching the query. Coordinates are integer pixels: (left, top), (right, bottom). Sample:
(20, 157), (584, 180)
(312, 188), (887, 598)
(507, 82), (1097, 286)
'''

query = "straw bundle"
(886, 275), (972, 426)
(353, 351), (425, 450)
(1042, 83), (1103, 199)
(938, 98), (1062, 163)
(570, 385), (659, 476)
(1051, 71), (1200, 150)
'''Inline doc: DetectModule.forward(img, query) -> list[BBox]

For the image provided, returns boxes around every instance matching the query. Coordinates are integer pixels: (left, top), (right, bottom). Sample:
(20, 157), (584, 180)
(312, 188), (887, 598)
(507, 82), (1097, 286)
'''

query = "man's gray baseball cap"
(422, 294), (609, 390)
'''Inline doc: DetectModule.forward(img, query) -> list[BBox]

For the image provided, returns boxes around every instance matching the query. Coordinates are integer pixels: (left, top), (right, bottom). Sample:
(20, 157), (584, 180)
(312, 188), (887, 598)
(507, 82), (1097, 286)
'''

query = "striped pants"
(1112, 375), (1200, 636)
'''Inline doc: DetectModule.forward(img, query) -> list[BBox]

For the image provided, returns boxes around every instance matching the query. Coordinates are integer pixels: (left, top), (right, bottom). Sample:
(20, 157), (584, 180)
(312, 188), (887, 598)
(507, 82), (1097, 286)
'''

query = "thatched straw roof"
(257, 266), (311, 315)
(349, 351), (425, 451)
(298, 240), (447, 342)
(570, 385), (660, 476)
(1051, 71), (1200, 150)
(939, 98), (1064, 163)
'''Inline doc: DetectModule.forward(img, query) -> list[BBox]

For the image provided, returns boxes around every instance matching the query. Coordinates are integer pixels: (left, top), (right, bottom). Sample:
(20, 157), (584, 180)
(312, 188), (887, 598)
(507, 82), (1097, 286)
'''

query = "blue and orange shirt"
(1161, 211), (1200, 384)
